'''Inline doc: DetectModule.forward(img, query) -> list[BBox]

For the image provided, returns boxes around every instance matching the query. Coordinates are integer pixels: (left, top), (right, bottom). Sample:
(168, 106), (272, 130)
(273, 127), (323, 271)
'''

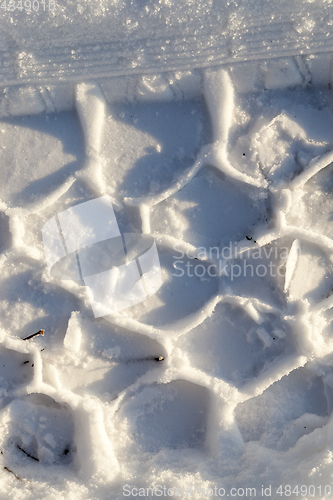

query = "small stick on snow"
(16, 445), (39, 462)
(125, 356), (165, 363)
(22, 329), (45, 341)
(4, 466), (22, 481)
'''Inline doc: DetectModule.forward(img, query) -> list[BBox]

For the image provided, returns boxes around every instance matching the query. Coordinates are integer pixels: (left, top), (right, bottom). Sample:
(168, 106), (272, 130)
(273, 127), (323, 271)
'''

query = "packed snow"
(0, 2), (333, 500)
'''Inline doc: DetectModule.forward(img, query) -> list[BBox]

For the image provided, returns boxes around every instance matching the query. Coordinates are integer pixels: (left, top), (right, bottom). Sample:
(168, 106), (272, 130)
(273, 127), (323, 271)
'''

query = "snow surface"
(1, 2), (333, 500)
(1, 0), (333, 84)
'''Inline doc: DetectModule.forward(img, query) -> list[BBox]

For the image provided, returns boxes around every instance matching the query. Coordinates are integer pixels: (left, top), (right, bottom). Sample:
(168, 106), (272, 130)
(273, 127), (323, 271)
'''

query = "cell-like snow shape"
(1, 395), (74, 467)
(119, 380), (210, 453)
(234, 368), (329, 451)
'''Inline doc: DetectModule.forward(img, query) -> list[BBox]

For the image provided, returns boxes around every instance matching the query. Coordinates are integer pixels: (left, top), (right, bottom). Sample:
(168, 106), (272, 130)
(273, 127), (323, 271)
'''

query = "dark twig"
(126, 355), (165, 363)
(4, 467), (22, 481)
(16, 445), (39, 462)
(22, 329), (44, 341)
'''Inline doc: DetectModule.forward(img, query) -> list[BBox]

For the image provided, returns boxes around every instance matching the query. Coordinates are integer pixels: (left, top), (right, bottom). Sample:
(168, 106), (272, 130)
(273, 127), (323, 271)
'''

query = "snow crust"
(1, 4), (333, 498)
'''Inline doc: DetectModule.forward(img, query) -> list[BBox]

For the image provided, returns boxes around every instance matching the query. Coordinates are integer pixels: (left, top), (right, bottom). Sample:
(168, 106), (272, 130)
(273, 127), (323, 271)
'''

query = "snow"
(1, 1), (333, 499)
